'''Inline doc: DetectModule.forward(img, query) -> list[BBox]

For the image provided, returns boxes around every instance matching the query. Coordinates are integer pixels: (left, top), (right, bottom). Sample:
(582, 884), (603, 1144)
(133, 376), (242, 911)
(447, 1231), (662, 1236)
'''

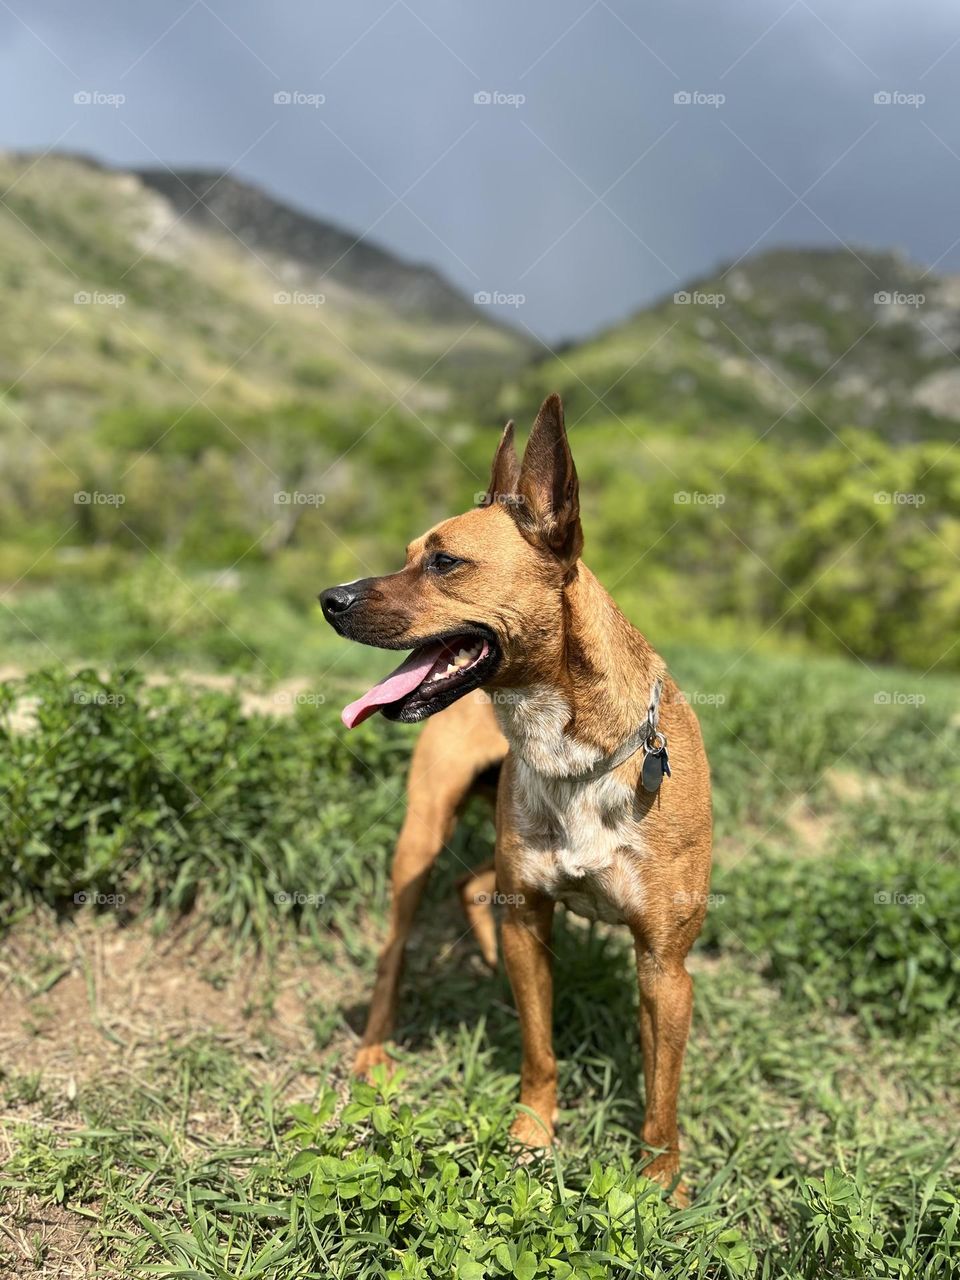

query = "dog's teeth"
(424, 643), (483, 689)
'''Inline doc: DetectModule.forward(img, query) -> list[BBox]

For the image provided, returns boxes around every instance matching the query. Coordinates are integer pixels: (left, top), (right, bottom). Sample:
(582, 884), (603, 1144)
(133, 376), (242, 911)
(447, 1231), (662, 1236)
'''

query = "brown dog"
(320, 394), (712, 1192)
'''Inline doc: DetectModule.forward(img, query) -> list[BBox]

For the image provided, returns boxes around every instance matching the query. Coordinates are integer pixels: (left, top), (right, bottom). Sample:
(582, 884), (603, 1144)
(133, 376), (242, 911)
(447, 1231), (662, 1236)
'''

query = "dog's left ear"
(516, 393), (583, 564)
(484, 419), (520, 505)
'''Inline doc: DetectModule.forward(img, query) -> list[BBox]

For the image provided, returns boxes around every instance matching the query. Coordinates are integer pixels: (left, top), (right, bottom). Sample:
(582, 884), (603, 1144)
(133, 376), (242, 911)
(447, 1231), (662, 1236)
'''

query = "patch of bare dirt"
(784, 800), (835, 852)
(0, 911), (366, 1097)
(0, 1196), (98, 1278)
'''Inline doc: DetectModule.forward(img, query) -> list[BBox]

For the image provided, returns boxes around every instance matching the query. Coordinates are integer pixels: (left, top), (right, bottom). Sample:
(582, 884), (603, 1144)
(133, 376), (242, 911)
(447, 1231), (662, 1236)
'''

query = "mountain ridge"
(514, 243), (960, 440)
(0, 149), (532, 440)
(4, 149), (960, 444)
(133, 165), (519, 331)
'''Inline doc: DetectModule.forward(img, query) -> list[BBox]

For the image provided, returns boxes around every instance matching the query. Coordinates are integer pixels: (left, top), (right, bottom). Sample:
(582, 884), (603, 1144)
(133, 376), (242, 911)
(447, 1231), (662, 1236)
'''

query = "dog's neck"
(492, 562), (662, 777)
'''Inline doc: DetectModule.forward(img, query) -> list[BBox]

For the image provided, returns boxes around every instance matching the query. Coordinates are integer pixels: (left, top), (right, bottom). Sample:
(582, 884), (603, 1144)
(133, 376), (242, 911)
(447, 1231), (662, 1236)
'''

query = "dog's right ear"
(514, 393), (583, 565)
(483, 420), (520, 506)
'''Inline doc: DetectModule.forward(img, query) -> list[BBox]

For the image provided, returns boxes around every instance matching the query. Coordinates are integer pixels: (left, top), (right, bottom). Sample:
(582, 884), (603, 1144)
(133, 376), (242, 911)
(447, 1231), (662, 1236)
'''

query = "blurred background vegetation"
(1, 151), (958, 688)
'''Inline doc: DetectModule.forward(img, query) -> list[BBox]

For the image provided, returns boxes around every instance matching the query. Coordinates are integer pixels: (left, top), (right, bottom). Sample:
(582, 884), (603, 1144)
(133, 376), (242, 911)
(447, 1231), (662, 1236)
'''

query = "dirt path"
(0, 666), (324, 734)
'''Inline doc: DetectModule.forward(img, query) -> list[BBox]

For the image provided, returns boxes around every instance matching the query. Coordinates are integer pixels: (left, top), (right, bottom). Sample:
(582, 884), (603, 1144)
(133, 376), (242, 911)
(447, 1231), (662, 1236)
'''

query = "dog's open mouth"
(341, 629), (500, 727)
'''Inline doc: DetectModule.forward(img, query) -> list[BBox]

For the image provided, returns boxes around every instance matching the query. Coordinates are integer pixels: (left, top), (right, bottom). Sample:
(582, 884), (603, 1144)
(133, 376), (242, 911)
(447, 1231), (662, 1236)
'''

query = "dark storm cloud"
(2, 0), (959, 340)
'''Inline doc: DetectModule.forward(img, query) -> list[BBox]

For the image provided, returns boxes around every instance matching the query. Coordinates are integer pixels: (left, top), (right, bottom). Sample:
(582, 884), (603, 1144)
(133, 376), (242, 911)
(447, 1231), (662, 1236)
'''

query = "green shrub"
(282, 1077), (758, 1279)
(702, 850), (960, 1031)
(0, 668), (410, 936)
(793, 1168), (959, 1278)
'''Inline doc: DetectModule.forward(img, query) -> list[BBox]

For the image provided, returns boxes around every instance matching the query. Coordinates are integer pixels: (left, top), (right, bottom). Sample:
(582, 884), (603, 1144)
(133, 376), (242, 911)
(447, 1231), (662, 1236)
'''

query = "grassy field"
(1, 647), (957, 1278)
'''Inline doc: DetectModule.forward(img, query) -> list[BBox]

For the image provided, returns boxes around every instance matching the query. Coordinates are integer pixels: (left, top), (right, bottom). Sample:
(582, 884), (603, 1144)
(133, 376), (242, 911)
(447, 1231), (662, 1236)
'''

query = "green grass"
(1, 650), (958, 1276)
(3, 940), (957, 1278)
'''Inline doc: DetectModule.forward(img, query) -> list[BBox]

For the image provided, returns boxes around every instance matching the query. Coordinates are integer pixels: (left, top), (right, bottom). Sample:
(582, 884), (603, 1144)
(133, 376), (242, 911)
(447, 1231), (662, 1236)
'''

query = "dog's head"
(320, 393), (583, 726)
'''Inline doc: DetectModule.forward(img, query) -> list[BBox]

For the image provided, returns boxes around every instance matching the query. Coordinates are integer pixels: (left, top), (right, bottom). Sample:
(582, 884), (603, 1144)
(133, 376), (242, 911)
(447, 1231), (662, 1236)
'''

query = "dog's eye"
(427, 552), (463, 575)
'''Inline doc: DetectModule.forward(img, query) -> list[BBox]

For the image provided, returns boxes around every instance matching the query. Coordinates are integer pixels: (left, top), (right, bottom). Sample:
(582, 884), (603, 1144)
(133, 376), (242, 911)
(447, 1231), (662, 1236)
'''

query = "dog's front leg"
(633, 943), (693, 1196)
(500, 886), (557, 1147)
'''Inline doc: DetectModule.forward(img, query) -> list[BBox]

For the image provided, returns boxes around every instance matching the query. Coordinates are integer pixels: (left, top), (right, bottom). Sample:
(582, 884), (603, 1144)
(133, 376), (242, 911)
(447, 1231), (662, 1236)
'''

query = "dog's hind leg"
(456, 860), (498, 968)
(354, 767), (471, 1078)
(354, 699), (507, 1079)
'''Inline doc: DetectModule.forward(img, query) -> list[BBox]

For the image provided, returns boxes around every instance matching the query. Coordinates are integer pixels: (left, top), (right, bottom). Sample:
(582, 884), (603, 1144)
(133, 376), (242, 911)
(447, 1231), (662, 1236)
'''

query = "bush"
(0, 668), (410, 937)
(702, 849), (960, 1031)
(268, 1078), (755, 1279)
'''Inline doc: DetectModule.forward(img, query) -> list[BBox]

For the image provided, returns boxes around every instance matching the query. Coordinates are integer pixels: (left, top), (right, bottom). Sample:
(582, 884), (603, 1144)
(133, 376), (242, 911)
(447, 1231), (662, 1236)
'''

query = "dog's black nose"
(319, 583), (362, 621)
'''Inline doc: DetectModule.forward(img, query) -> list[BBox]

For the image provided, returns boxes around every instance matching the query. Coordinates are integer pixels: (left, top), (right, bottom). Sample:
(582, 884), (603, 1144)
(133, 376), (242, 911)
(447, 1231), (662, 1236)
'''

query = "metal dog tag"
(641, 735), (671, 793)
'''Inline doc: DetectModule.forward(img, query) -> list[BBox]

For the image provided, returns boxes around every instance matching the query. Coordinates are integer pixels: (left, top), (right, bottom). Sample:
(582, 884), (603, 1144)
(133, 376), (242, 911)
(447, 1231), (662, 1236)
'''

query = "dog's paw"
(509, 1109), (554, 1149)
(468, 950), (498, 976)
(643, 1154), (689, 1207)
(353, 1043), (395, 1080)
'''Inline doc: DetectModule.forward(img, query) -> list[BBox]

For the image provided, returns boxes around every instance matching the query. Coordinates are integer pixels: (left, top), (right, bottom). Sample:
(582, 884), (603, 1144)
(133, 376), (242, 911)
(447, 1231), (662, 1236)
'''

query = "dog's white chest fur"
(493, 687), (646, 926)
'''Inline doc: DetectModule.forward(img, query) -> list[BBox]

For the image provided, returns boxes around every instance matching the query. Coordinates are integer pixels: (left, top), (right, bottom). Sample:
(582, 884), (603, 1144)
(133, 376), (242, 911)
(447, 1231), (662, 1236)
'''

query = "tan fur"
(340, 395), (712, 1198)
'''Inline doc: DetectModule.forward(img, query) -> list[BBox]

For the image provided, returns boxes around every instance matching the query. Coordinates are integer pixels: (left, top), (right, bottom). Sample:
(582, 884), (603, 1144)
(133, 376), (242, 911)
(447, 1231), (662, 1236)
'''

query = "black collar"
(571, 677), (665, 783)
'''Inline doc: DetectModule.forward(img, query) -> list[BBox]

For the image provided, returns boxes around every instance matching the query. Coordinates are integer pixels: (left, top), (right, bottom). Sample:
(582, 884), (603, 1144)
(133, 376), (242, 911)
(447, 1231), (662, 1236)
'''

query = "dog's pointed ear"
(516, 393), (583, 563)
(483, 419), (520, 505)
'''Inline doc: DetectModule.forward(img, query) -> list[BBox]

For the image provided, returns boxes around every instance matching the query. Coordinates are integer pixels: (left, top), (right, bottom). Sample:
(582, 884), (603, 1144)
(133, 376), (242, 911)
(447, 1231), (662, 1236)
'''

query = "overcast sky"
(3, 0), (960, 341)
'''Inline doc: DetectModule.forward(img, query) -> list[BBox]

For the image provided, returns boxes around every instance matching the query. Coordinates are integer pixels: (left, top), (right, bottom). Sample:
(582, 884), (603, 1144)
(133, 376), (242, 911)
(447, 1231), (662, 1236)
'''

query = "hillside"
(135, 167), (493, 325)
(5, 151), (959, 449)
(0, 150), (531, 448)
(513, 247), (960, 441)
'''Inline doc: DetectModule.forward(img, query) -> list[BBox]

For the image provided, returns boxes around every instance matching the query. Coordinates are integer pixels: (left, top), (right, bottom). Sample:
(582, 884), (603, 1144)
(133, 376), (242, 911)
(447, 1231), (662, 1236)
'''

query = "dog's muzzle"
(319, 581), (369, 628)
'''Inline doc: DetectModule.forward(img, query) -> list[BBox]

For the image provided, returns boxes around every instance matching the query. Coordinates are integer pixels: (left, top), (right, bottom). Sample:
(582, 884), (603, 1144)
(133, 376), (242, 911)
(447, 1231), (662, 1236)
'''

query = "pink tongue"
(341, 643), (447, 728)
